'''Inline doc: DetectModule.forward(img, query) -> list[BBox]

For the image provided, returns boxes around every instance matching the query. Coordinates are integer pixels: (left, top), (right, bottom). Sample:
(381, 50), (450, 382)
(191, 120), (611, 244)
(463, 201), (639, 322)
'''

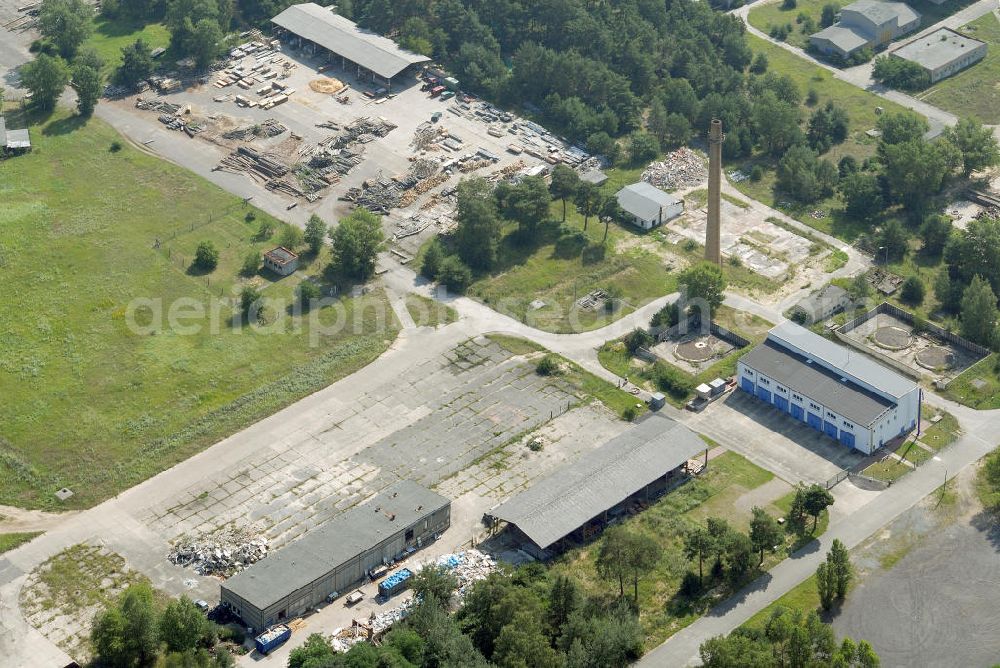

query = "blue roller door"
(824, 421), (838, 439)
(741, 378), (754, 393)
(807, 413), (822, 431)
(757, 387), (771, 403)
(839, 430), (855, 448)
(790, 404), (804, 421)
(773, 395), (789, 412)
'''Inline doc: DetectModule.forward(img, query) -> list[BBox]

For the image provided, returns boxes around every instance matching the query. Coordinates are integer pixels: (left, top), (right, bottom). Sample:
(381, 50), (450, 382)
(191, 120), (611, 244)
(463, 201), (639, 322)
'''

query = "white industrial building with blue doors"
(737, 322), (921, 455)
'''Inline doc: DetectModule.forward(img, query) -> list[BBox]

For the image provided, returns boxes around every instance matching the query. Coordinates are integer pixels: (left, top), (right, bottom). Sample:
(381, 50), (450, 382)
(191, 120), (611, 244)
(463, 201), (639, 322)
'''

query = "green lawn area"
(0, 110), (398, 509)
(862, 457), (914, 482)
(917, 408), (960, 450)
(920, 14), (1000, 123)
(944, 353), (1000, 410)
(729, 35), (909, 242)
(748, 0), (848, 50)
(82, 18), (171, 76)
(466, 199), (677, 333)
(0, 532), (42, 554)
(404, 293), (457, 327)
(550, 451), (827, 648)
(943, 354), (1000, 409)
(487, 335), (644, 419)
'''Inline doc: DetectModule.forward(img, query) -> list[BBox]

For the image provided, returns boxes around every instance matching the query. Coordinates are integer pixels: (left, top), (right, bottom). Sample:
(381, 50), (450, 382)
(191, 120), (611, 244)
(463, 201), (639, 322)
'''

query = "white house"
(737, 321), (921, 454)
(615, 182), (683, 230)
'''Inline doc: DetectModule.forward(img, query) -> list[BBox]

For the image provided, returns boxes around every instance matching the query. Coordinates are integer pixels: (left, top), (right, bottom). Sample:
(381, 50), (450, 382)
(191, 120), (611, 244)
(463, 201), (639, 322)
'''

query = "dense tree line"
(700, 607), (880, 667)
(91, 584), (235, 667)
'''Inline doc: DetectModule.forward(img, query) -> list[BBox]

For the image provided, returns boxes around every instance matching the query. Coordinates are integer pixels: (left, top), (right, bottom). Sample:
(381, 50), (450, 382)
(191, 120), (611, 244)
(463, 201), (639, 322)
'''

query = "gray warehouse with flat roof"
(893, 28), (986, 83)
(488, 414), (706, 557)
(220, 480), (450, 630)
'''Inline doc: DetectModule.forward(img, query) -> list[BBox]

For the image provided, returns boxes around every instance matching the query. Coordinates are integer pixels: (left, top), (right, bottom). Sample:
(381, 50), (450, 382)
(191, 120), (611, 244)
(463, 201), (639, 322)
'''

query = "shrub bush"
(653, 361), (694, 398)
(437, 255), (472, 293)
(536, 354), (561, 376)
(194, 241), (219, 271)
(109, 140), (123, 152)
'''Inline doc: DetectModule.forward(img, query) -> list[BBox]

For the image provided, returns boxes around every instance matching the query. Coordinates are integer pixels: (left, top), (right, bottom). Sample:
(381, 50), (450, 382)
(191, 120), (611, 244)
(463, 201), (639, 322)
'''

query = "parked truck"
(377, 568), (413, 599)
(255, 625), (291, 655)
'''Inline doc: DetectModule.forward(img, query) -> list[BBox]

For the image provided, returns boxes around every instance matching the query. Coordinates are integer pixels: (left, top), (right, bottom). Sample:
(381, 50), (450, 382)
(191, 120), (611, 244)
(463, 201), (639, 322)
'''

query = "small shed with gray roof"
(0, 116), (31, 154)
(220, 480), (450, 630)
(892, 27), (986, 83)
(790, 284), (852, 325)
(487, 414), (706, 557)
(615, 181), (683, 230)
(737, 321), (920, 454)
(271, 3), (431, 87)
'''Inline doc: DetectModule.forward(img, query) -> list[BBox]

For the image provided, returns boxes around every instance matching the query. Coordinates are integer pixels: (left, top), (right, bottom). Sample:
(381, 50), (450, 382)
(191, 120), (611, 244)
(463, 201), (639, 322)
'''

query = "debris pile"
(168, 529), (268, 577)
(328, 116), (396, 150)
(641, 148), (707, 190)
(343, 176), (403, 213)
(408, 158), (439, 181)
(218, 146), (289, 180)
(135, 98), (181, 114)
(328, 550), (498, 653)
(221, 118), (287, 141)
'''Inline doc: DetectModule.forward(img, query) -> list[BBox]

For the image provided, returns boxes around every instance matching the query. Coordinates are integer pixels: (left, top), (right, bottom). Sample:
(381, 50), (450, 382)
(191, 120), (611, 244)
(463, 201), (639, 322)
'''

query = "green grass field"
(748, 0), (848, 50)
(944, 354), (1000, 409)
(467, 200), (678, 333)
(550, 451), (824, 648)
(919, 13), (1000, 123)
(83, 18), (171, 76)
(0, 111), (398, 509)
(405, 293), (457, 327)
(0, 532), (42, 554)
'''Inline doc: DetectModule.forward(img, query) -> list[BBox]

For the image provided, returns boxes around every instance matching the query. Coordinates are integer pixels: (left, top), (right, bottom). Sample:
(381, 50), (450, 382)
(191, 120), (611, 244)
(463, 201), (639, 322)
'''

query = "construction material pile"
(168, 528), (268, 577)
(408, 158), (439, 181)
(437, 549), (497, 603)
(136, 98), (181, 114)
(221, 118), (287, 141)
(398, 173), (450, 208)
(342, 176), (403, 213)
(328, 117), (396, 150)
(219, 146), (289, 179)
(641, 147), (707, 190)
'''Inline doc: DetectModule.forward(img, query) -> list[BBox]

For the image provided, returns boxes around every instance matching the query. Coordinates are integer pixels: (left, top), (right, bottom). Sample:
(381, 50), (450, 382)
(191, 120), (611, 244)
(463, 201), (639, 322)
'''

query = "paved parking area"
(834, 509), (1000, 667)
(684, 390), (864, 485)
(139, 338), (587, 550)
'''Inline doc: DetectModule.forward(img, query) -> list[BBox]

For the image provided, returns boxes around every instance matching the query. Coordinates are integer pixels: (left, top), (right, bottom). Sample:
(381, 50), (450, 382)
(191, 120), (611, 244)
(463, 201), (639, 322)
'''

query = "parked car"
(431, 111), (442, 122)
(194, 599), (210, 613)
(429, 86), (446, 97)
(440, 90), (455, 100)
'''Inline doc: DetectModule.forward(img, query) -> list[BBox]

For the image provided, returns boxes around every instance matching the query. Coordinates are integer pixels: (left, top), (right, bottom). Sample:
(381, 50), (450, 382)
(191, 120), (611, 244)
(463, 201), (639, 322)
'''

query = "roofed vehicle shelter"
(271, 3), (431, 89)
(220, 480), (450, 630)
(486, 414), (707, 558)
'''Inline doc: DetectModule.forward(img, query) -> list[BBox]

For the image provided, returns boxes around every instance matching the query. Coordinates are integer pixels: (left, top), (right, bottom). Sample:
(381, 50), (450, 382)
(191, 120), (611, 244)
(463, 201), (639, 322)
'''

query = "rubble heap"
(328, 116), (396, 150)
(408, 158), (439, 181)
(641, 147), (707, 190)
(168, 528), (268, 577)
(221, 118), (287, 141)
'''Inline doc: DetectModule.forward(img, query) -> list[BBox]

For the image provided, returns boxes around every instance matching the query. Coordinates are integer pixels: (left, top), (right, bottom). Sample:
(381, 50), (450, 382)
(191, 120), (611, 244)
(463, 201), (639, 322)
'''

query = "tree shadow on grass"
(970, 508), (1000, 552)
(41, 113), (88, 136)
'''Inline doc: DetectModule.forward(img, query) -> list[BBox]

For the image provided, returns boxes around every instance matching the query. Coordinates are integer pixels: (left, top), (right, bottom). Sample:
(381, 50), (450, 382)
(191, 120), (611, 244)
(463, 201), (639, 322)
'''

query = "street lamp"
(877, 245), (888, 265)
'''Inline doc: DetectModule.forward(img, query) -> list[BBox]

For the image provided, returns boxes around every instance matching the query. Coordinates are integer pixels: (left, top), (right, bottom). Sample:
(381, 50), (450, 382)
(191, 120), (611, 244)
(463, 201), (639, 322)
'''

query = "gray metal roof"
(768, 321), (916, 400)
(811, 24), (871, 52)
(844, 0), (919, 27)
(795, 284), (848, 312)
(741, 338), (894, 426)
(490, 414), (705, 550)
(893, 28), (985, 70)
(222, 480), (449, 611)
(6, 129), (30, 149)
(579, 169), (608, 185)
(271, 4), (430, 80)
(616, 182), (681, 222)
(265, 246), (298, 264)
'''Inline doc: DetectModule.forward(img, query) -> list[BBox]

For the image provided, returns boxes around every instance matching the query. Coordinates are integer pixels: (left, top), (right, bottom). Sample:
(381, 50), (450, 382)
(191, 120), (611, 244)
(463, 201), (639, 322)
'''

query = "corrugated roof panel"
(491, 415), (705, 550)
(271, 4), (430, 80)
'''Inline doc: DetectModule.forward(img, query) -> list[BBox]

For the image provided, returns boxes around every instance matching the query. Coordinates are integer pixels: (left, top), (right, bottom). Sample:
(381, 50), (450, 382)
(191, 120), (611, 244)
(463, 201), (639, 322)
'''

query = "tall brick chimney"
(706, 119), (724, 266)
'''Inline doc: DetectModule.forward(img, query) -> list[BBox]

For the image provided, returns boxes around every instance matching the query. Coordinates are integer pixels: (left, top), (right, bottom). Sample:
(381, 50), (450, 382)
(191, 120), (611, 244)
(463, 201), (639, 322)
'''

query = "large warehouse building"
(271, 3), (430, 88)
(221, 480), (450, 630)
(488, 414), (707, 558)
(737, 322), (921, 454)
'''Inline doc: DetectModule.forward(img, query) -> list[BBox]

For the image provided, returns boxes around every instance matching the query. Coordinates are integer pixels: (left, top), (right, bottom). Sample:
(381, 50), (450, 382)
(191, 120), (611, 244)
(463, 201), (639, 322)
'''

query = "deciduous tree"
(455, 177), (502, 270)
(328, 207), (385, 281)
(72, 62), (102, 116)
(749, 506), (783, 566)
(549, 164), (580, 222)
(39, 0), (93, 58)
(20, 53), (69, 110)
(960, 275), (998, 346)
(303, 214), (328, 254)
(945, 117), (1000, 176)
